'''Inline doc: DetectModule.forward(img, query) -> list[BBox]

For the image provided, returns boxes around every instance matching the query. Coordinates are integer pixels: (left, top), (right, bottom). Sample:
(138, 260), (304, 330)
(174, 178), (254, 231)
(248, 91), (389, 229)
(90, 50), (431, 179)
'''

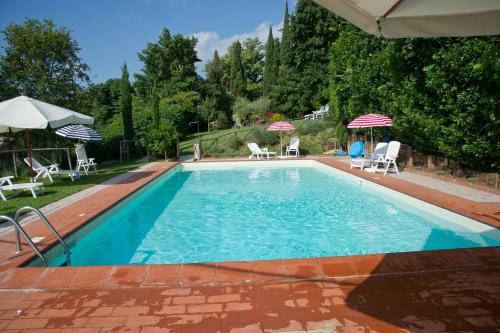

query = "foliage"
(203, 50), (232, 130)
(271, 113), (285, 122)
(263, 28), (277, 96)
(329, 25), (500, 171)
(241, 38), (264, 99)
(159, 91), (200, 134)
(0, 18), (90, 105)
(271, 0), (339, 118)
(142, 120), (179, 159)
(229, 41), (246, 97)
(232, 97), (271, 126)
(248, 127), (280, 146)
(120, 64), (134, 140)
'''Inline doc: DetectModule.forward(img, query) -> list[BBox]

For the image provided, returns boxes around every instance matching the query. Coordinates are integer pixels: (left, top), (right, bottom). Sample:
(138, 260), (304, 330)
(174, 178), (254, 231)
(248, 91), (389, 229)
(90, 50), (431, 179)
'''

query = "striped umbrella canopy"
(347, 114), (392, 154)
(347, 114), (392, 128)
(267, 121), (295, 131)
(267, 121), (295, 157)
(55, 125), (102, 141)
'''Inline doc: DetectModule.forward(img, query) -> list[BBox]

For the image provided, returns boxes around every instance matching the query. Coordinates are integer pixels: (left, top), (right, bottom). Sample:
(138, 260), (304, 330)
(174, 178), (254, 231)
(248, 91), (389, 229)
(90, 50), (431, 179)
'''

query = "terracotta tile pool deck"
(0, 158), (499, 332)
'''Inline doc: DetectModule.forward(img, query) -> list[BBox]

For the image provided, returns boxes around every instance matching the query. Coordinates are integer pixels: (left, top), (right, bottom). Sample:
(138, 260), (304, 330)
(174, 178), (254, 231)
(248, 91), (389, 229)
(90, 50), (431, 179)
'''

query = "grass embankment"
(0, 160), (148, 216)
(179, 118), (336, 157)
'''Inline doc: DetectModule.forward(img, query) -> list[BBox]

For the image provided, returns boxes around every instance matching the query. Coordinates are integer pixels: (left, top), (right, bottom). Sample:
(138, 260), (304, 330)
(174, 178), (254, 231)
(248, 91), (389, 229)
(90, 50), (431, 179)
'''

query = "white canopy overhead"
(0, 95), (93, 133)
(313, 0), (500, 38)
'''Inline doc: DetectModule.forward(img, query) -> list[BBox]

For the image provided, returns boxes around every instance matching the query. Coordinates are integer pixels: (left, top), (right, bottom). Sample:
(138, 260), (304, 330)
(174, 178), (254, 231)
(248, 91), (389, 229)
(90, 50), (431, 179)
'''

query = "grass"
(0, 160), (148, 216)
(178, 118), (309, 156)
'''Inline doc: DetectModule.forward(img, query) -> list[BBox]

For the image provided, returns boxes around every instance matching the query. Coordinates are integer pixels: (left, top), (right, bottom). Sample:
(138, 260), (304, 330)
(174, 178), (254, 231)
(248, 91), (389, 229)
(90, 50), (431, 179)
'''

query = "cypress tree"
(206, 50), (223, 85)
(280, 1), (292, 67)
(120, 63), (134, 140)
(273, 38), (281, 83)
(229, 41), (246, 96)
(263, 28), (275, 96)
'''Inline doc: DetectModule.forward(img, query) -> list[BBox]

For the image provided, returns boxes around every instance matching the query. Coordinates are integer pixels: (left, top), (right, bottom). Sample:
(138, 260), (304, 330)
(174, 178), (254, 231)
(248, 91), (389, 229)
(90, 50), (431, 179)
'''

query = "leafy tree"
(241, 38), (264, 99)
(232, 96), (271, 126)
(142, 120), (179, 160)
(0, 18), (89, 105)
(203, 50), (232, 130)
(263, 28), (276, 96)
(229, 41), (246, 97)
(120, 64), (134, 140)
(272, 0), (339, 117)
(135, 27), (200, 135)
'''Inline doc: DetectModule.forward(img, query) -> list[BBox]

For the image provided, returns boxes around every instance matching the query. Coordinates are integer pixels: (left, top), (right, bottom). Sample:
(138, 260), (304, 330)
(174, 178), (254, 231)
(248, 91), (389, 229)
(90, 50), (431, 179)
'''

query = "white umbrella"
(0, 95), (94, 179)
(313, 0), (500, 38)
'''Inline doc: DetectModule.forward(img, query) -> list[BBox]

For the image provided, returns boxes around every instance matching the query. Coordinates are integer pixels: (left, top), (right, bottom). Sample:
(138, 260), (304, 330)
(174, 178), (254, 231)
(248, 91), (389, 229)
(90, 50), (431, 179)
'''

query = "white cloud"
(192, 21), (283, 75)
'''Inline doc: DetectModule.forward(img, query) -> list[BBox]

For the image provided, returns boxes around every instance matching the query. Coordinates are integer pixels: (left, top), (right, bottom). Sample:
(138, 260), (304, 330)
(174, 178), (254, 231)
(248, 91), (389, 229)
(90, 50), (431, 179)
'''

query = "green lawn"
(0, 160), (148, 216)
(179, 119), (308, 156)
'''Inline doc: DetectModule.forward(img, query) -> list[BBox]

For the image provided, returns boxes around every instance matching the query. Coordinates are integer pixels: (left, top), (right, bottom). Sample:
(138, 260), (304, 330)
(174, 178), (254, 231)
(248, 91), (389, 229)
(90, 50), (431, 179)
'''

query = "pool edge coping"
(0, 157), (499, 290)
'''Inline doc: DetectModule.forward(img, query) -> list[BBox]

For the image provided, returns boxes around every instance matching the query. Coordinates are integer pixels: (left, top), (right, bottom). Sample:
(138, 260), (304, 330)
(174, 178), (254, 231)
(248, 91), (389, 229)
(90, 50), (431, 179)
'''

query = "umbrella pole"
(280, 131), (283, 157)
(371, 127), (373, 153)
(25, 129), (34, 182)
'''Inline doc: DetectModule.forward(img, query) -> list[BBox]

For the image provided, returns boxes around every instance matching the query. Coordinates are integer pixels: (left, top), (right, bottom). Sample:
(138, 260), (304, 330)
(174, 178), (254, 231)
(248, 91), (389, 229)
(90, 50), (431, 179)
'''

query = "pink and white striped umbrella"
(347, 114), (392, 128)
(347, 114), (392, 154)
(267, 121), (295, 157)
(267, 121), (295, 131)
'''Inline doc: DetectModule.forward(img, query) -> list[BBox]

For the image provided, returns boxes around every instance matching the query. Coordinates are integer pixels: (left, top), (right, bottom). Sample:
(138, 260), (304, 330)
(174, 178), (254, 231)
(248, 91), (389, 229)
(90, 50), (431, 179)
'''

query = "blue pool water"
(47, 161), (500, 266)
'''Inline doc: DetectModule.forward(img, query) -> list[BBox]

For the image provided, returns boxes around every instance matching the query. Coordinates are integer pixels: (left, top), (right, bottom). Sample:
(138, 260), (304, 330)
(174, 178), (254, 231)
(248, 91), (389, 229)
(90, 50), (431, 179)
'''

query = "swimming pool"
(39, 160), (500, 266)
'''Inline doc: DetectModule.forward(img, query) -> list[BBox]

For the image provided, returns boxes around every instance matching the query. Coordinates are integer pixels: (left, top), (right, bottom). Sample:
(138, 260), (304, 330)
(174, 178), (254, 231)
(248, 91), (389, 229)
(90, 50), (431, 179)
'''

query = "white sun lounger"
(285, 137), (300, 157)
(247, 143), (277, 160)
(0, 176), (44, 201)
(24, 157), (80, 182)
(374, 141), (401, 175)
(75, 145), (97, 175)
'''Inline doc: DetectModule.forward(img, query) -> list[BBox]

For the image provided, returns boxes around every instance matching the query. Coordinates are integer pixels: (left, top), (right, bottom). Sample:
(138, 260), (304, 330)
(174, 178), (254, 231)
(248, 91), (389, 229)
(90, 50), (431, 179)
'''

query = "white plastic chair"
(285, 137), (300, 157)
(24, 157), (79, 182)
(247, 143), (277, 160)
(350, 142), (388, 170)
(374, 141), (401, 175)
(0, 176), (44, 201)
(75, 145), (97, 175)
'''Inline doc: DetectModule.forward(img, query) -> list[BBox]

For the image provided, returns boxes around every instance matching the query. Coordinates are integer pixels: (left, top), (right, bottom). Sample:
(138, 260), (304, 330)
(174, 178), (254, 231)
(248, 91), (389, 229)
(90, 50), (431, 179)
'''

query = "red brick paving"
(0, 158), (499, 332)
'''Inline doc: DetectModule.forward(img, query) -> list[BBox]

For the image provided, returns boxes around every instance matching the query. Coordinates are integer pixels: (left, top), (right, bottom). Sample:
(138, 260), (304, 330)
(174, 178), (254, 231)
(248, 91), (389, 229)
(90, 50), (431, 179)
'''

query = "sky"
(0, 0), (296, 83)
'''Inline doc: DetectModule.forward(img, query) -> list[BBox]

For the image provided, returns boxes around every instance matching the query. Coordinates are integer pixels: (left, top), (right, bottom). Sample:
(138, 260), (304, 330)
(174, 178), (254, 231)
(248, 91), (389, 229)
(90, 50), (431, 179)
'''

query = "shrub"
(248, 127), (280, 146)
(271, 113), (285, 122)
(142, 120), (179, 159)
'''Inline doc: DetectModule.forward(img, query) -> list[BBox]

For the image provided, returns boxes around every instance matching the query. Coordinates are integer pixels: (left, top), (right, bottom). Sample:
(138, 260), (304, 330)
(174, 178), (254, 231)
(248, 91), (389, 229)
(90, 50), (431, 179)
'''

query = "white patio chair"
(374, 141), (401, 175)
(75, 145), (97, 175)
(24, 157), (79, 182)
(247, 143), (277, 160)
(0, 176), (44, 201)
(285, 137), (300, 157)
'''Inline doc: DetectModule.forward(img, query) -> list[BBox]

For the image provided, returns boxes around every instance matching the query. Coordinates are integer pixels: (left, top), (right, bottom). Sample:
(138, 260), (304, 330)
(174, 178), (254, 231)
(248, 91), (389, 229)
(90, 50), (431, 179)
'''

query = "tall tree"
(279, 1), (292, 68)
(229, 41), (246, 97)
(206, 50), (223, 85)
(0, 18), (89, 105)
(120, 64), (134, 140)
(203, 50), (232, 130)
(135, 27), (201, 135)
(272, 0), (339, 117)
(263, 28), (276, 96)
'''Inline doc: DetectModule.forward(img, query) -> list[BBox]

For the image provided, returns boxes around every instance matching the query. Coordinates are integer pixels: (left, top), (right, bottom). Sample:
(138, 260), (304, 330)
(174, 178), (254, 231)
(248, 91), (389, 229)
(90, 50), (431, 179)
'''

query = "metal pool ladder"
(0, 206), (71, 266)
